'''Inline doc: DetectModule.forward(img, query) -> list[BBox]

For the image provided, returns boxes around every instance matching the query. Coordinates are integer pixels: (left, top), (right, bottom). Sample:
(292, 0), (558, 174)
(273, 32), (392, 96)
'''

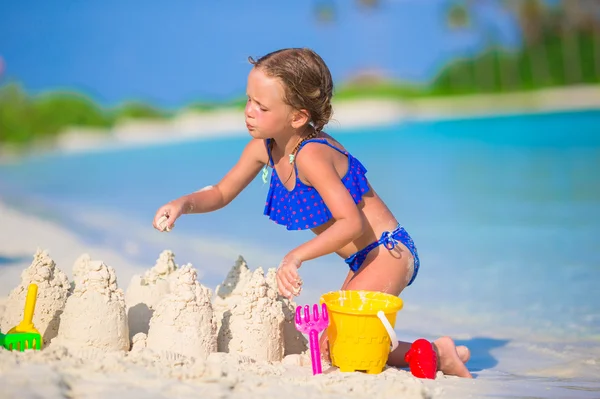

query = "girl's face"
(245, 67), (295, 140)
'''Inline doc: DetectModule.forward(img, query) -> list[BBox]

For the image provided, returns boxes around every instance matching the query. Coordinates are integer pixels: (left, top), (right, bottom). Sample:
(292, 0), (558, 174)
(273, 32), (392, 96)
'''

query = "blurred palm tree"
(357, 0), (379, 9)
(447, 1), (471, 29)
(314, 0), (336, 23)
(446, 1), (501, 93)
(563, 0), (600, 81)
(503, 0), (551, 87)
(445, 1), (476, 92)
(592, 1), (600, 79)
(560, 0), (583, 84)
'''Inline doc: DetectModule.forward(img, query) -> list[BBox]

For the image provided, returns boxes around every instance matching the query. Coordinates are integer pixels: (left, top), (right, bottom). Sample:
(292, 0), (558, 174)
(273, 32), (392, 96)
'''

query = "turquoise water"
(1, 110), (600, 395)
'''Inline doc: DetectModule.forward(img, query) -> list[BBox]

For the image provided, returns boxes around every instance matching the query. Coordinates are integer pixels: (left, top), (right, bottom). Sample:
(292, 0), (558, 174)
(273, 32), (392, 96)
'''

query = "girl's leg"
(341, 245), (473, 378)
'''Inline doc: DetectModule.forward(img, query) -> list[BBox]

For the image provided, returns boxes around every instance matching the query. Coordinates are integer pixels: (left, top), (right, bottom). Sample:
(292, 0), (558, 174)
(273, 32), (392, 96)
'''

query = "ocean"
(1, 110), (599, 397)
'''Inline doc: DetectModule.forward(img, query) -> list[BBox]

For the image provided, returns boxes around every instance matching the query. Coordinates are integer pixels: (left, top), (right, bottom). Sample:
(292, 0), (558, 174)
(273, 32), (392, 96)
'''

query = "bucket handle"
(377, 310), (398, 352)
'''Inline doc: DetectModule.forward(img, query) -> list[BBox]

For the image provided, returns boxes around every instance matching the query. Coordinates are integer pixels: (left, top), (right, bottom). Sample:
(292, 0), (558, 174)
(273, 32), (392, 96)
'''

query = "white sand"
(52, 254), (129, 351)
(213, 255), (255, 342)
(265, 267), (309, 356)
(0, 202), (487, 398)
(214, 256), (308, 357)
(125, 250), (178, 339)
(146, 264), (217, 360)
(0, 201), (148, 297)
(0, 249), (70, 344)
(217, 267), (285, 362)
(0, 250), (438, 399)
(0, 344), (436, 399)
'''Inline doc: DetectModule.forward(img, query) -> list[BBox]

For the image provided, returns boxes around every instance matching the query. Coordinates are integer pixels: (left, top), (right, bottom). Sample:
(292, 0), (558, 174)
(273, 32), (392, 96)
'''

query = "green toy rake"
(0, 284), (43, 351)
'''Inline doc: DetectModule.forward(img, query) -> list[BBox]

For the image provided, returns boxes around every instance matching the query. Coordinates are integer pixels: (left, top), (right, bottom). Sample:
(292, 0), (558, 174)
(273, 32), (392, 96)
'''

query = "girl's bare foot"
(457, 345), (471, 364)
(433, 337), (473, 378)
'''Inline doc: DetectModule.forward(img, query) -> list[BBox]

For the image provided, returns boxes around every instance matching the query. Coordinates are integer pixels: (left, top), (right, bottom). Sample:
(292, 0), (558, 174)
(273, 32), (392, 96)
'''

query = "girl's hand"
(276, 253), (303, 299)
(153, 199), (186, 232)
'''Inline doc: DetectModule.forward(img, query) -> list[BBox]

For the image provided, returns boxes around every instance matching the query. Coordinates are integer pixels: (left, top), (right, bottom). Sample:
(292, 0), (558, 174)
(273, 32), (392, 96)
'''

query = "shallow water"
(1, 110), (599, 396)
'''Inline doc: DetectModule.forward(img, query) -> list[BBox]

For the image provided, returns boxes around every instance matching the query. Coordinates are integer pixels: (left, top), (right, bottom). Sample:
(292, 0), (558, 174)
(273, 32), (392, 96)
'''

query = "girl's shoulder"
(295, 133), (352, 176)
(318, 131), (346, 151)
(298, 132), (348, 159)
(241, 138), (270, 166)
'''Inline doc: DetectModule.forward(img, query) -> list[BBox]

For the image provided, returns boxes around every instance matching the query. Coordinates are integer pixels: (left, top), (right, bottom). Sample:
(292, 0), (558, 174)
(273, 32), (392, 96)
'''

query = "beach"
(1, 98), (600, 398)
(1, 198), (599, 398)
(0, 201), (478, 399)
(2, 85), (600, 163)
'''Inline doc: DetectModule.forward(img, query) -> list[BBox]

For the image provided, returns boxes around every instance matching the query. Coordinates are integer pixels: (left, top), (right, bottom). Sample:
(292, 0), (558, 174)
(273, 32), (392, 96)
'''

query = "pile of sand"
(0, 249), (70, 344)
(0, 250), (306, 360)
(52, 254), (129, 351)
(213, 256), (254, 335)
(0, 343), (433, 399)
(125, 250), (178, 339)
(214, 256), (307, 357)
(0, 248), (437, 399)
(145, 264), (217, 360)
(217, 267), (285, 362)
(265, 268), (309, 356)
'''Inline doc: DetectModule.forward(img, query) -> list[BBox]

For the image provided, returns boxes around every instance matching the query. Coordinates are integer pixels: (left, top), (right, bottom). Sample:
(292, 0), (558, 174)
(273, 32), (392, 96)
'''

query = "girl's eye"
(260, 107), (268, 112)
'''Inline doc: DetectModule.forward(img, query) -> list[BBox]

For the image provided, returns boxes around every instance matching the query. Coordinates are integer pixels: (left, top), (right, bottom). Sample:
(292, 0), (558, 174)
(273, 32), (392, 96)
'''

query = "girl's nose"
(245, 101), (254, 119)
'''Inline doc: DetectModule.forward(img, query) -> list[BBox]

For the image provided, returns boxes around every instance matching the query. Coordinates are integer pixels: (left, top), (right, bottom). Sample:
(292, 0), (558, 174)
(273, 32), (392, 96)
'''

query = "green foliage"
(0, 84), (171, 145)
(0, 83), (35, 143)
(110, 101), (169, 120)
(431, 30), (600, 95)
(335, 82), (425, 100)
(3, 0), (600, 146)
(186, 96), (246, 112)
(31, 91), (113, 134)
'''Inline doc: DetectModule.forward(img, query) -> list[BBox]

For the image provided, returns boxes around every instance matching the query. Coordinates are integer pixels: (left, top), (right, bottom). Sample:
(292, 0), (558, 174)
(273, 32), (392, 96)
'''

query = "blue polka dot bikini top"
(263, 138), (371, 230)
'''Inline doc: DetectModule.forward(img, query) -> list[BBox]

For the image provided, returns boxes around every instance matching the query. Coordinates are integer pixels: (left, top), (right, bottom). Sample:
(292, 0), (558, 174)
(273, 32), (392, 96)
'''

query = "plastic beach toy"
(404, 338), (438, 379)
(295, 303), (329, 375)
(320, 290), (403, 374)
(1, 284), (43, 351)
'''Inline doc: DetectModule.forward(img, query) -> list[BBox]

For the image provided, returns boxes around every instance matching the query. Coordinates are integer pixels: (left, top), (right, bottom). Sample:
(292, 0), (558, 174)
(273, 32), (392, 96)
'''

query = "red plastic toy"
(404, 338), (438, 379)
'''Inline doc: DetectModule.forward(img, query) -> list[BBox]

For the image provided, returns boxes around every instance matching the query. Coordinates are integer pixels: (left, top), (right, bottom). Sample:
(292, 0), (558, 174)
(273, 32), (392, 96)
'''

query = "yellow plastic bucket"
(320, 290), (403, 374)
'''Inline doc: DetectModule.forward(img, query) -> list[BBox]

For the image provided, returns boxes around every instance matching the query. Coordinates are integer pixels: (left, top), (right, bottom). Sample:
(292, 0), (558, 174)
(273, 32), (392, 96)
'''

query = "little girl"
(153, 48), (472, 378)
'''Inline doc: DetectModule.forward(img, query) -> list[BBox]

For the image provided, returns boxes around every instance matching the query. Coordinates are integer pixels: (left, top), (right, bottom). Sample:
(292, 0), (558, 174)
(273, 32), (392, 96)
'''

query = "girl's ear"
(291, 109), (310, 129)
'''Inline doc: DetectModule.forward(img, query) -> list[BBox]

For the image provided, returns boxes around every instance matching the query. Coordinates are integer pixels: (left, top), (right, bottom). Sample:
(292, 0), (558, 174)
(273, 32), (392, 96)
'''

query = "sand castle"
(53, 254), (129, 351)
(213, 255), (253, 345)
(217, 267), (286, 362)
(0, 249), (70, 344)
(0, 249), (307, 363)
(265, 268), (309, 356)
(145, 264), (217, 360)
(125, 250), (178, 339)
(214, 256), (308, 358)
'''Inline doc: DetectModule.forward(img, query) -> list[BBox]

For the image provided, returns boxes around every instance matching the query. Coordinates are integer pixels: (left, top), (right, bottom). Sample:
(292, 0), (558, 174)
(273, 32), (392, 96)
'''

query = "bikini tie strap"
(380, 224), (402, 250)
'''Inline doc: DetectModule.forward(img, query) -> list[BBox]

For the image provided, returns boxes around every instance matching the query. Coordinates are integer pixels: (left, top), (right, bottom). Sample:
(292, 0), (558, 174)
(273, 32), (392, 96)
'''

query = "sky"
(0, 0), (522, 108)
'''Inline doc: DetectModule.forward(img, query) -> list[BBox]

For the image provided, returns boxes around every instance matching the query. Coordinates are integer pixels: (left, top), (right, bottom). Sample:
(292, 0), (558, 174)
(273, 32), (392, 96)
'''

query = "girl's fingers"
(285, 268), (300, 288)
(288, 267), (300, 281)
(154, 208), (168, 227)
(276, 272), (291, 298)
(154, 208), (176, 232)
(156, 215), (172, 232)
(282, 271), (301, 298)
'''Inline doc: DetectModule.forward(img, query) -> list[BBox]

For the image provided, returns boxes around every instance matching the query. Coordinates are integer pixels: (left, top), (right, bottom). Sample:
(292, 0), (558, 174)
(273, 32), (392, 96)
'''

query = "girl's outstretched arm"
(182, 138), (267, 213)
(153, 138), (266, 230)
(289, 144), (365, 261)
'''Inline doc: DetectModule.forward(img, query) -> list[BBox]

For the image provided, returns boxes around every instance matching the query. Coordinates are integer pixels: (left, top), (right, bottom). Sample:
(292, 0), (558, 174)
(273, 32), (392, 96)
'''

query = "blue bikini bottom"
(344, 224), (420, 286)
